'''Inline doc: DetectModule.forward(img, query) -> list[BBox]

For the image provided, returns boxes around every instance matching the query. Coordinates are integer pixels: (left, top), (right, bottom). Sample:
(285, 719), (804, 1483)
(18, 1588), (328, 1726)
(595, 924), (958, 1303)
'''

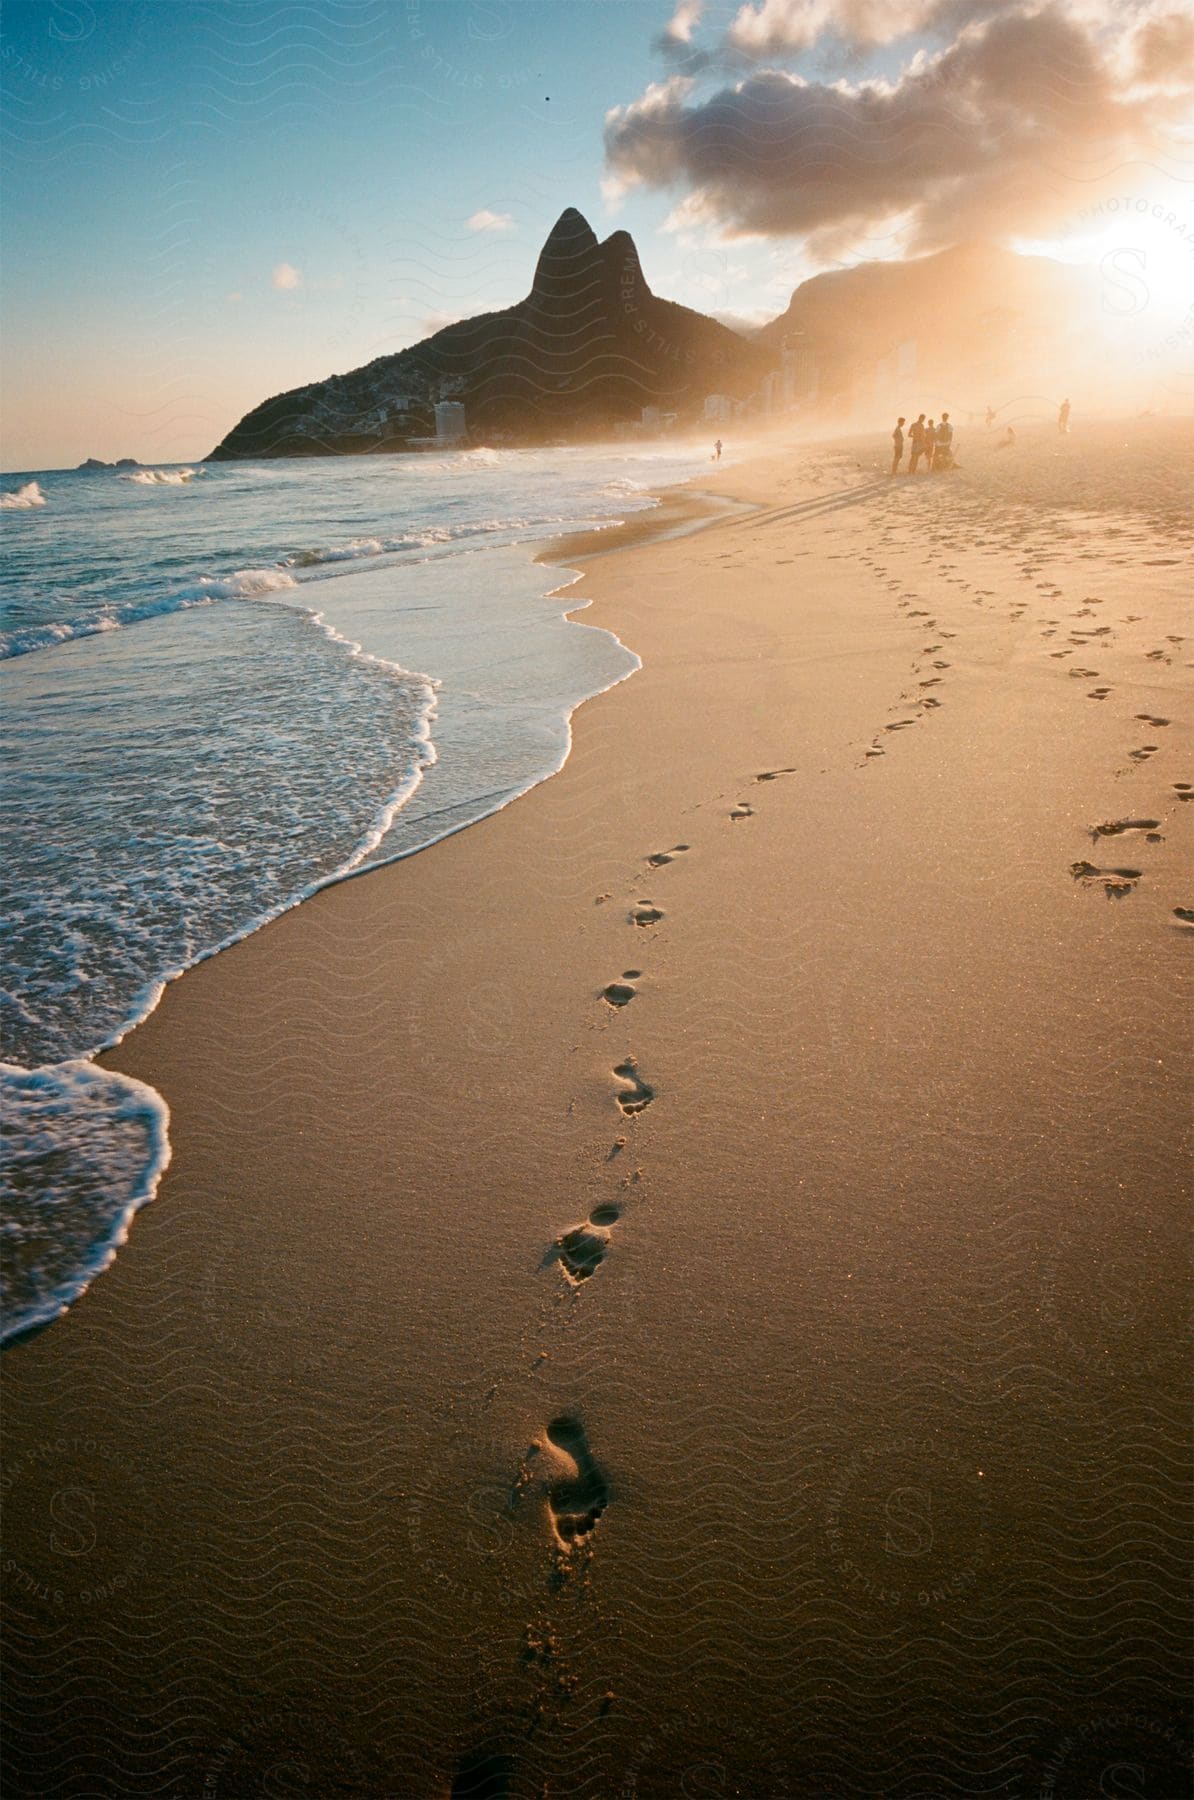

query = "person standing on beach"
(891, 417), (905, 475)
(713, 438), (722, 461)
(1058, 398), (1071, 433)
(924, 419), (938, 471)
(908, 413), (928, 473)
(985, 405), (996, 427)
(934, 412), (954, 471)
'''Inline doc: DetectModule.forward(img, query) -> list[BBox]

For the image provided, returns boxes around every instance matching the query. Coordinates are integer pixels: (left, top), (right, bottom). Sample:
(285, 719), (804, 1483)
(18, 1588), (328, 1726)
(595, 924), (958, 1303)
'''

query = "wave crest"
(119, 467), (198, 485)
(1, 481), (47, 510)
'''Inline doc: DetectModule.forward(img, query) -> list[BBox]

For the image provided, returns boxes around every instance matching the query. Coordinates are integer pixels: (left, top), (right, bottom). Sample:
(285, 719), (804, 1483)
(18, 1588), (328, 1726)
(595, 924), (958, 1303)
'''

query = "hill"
(207, 209), (768, 459)
(759, 242), (1091, 409)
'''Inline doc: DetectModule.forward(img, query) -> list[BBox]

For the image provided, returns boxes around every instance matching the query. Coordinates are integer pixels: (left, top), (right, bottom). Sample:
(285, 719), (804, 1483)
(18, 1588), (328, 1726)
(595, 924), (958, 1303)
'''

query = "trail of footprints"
(524, 783), (808, 1590)
(517, 842), (695, 1591)
(861, 529), (1189, 922)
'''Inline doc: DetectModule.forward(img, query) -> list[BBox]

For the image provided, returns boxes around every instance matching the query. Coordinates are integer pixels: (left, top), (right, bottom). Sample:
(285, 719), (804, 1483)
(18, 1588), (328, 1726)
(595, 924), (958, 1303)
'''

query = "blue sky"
(0, 0), (801, 468)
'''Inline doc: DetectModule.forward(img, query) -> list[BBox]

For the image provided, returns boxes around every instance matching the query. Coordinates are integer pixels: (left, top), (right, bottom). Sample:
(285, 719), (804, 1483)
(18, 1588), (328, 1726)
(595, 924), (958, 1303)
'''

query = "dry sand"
(3, 418), (1192, 1798)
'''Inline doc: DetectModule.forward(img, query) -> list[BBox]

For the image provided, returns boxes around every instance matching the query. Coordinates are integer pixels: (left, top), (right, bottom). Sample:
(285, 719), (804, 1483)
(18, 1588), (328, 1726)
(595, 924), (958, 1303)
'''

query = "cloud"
(1129, 4), (1194, 89)
(272, 262), (303, 291)
(605, 5), (1194, 256)
(662, 0), (705, 43)
(466, 209), (514, 232)
(656, 0), (713, 69)
(724, 0), (987, 55)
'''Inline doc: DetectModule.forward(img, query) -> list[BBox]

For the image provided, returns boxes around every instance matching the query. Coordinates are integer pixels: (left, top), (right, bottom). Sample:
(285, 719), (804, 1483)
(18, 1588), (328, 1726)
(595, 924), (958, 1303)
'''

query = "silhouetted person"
(891, 416), (905, 475)
(713, 438), (723, 461)
(934, 411), (954, 470)
(985, 405), (996, 428)
(908, 413), (928, 473)
(925, 419), (938, 471)
(1058, 398), (1071, 433)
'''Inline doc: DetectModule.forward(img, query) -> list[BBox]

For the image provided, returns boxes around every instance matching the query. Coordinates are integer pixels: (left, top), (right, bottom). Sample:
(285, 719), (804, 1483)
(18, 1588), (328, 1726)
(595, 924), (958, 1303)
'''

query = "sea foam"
(1, 480), (47, 509)
(119, 467), (199, 485)
(0, 1060), (171, 1341)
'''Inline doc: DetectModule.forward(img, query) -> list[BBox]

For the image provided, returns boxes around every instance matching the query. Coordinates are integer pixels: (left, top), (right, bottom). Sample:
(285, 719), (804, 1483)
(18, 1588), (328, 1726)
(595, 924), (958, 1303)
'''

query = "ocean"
(0, 442), (712, 1340)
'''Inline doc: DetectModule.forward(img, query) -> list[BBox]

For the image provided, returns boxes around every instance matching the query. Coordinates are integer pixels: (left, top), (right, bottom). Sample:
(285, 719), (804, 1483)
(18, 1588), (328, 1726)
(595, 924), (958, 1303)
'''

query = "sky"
(1, 0), (1191, 470)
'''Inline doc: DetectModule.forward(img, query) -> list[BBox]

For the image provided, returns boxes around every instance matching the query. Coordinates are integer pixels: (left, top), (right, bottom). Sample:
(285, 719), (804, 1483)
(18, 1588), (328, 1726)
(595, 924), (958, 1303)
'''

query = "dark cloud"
(605, 4), (1194, 252)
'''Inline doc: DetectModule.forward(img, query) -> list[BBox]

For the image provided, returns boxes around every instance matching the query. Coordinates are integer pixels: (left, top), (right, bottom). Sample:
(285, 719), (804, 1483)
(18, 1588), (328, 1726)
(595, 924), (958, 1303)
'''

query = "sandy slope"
(3, 418), (1191, 1798)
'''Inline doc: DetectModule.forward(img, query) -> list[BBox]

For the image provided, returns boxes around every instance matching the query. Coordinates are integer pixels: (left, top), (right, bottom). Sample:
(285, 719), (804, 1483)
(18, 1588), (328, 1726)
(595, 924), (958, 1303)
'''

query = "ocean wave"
(173, 566), (298, 602)
(0, 568), (298, 660)
(280, 537), (386, 568)
(2, 501), (647, 660)
(0, 1059), (171, 1343)
(1, 480), (47, 509)
(119, 467), (199, 485)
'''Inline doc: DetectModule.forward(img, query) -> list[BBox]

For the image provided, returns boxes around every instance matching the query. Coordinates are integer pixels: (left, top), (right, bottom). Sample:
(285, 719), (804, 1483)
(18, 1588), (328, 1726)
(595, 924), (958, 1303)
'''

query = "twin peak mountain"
(208, 208), (769, 458)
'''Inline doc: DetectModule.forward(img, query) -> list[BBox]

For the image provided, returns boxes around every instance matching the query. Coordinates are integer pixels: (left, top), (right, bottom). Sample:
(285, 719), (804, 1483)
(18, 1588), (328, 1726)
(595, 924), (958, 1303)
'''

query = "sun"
(1016, 204), (1194, 320)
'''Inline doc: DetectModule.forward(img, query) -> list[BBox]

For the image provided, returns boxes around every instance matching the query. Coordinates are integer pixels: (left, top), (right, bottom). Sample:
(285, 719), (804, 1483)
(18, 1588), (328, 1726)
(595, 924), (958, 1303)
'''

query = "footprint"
(1128, 746), (1159, 763)
(1070, 860), (1142, 898)
(1135, 714), (1170, 728)
(730, 802), (754, 820)
(602, 982), (636, 1007)
(545, 1417), (609, 1545)
(613, 1058), (654, 1115)
(885, 719), (917, 732)
(548, 1204), (622, 1285)
(1174, 784), (1193, 802)
(1087, 688), (1112, 700)
(1091, 819), (1161, 839)
(647, 844), (689, 867)
(1175, 908), (1194, 926)
(755, 768), (796, 782)
(631, 903), (664, 926)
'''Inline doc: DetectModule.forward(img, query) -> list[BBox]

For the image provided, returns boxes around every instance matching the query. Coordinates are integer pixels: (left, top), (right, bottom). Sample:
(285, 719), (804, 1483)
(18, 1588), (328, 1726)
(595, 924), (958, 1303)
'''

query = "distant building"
(760, 369), (784, 413)
(435, 401), (466, 443)
(704, 394), (733, 422)
(782, 339), (818, 406)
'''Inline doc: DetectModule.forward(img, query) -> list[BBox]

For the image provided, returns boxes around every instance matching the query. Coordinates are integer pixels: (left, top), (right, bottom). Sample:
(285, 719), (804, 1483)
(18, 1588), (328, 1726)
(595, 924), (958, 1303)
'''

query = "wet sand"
(3, 418), (1192, 1797)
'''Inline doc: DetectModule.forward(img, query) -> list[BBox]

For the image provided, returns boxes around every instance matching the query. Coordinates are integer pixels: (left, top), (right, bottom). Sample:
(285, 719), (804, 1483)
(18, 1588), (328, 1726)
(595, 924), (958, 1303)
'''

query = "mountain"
(759, 242), (1090, 407)
(207, 209), (769, 459)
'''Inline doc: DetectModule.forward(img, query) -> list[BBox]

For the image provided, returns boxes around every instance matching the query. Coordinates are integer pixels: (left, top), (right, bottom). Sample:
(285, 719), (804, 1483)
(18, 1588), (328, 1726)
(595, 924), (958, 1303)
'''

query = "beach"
(3, 420), (1191, 1796)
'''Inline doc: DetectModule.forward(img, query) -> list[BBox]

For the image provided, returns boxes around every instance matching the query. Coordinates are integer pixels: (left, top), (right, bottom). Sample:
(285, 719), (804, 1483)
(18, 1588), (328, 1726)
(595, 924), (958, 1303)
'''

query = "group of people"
(890, 411), (954, 476)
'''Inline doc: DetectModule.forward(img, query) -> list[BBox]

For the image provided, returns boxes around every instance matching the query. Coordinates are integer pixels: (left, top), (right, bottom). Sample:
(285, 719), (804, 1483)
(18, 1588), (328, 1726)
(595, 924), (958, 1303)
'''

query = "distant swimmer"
(985, 406), (996, 428)
(995, 425), (1016, 452)
(891, 416), (905, 475)
(1058, 398), (1071, 434)
(713, 438), (723, 461)
(908, 413), (928, 474)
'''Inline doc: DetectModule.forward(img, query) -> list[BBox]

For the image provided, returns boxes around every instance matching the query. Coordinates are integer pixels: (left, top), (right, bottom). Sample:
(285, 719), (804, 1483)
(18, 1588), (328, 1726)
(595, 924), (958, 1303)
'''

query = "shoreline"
(2, 458), (742, 1344)
(4, 418), (1190, 1796)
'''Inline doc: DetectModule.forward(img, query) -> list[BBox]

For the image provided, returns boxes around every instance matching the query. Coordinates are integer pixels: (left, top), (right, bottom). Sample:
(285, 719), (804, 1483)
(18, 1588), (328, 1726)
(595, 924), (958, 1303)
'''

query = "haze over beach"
(1, 2), (1192, 1796)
